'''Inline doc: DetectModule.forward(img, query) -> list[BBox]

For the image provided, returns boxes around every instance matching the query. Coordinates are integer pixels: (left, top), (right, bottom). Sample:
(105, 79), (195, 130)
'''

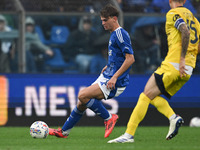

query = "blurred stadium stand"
(18, 0), (200, 14)
(0, 0), (17, 11)
(19, 0), (112, 12)
(0, 0), (199, 74)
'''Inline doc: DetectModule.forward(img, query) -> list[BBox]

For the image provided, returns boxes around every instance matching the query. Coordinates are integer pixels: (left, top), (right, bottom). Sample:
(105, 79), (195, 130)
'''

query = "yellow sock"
(150, 96), (175, 119)
(125, 93), (151, 136)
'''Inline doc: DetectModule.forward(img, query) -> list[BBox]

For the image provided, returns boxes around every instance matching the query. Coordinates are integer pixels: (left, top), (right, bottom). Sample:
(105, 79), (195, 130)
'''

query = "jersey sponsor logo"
(173, 14), (181, 22)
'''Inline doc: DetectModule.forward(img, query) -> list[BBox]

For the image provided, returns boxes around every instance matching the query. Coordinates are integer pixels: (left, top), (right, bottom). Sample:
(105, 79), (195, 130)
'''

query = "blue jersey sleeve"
(115, 29), (134, 56)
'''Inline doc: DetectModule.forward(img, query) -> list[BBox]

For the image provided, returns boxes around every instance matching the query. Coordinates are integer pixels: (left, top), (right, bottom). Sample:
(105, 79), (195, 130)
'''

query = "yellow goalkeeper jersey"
(164, 6), (200, 68)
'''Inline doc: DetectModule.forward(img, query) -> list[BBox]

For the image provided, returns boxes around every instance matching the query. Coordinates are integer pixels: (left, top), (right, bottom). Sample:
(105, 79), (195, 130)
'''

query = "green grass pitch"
(0, 126), (200, 150)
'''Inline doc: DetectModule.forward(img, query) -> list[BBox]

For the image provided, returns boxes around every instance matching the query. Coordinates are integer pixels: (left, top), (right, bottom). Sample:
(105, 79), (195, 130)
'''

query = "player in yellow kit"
(108, 0), (200, 143)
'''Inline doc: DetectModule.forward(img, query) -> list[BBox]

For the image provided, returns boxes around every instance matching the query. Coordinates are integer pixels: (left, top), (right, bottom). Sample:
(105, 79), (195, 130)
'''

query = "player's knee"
(77, 101), (87, 111)
(78, 90), (84, 101)
(143, 85), (161, 100)
(78, 90), (88, 104)
(143, 90), (155, 100)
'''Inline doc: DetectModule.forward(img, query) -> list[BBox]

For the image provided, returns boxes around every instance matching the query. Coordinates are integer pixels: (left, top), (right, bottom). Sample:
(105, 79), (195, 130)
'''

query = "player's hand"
(179, 57), (188, 78)
(101, 65), (107, 74)
(107, 76), (117, 90)
(45, 49), (54, 56)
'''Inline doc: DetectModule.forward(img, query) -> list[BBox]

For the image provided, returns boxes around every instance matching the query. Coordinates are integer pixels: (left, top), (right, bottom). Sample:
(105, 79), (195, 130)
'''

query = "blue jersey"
(103, 27), (134, 87)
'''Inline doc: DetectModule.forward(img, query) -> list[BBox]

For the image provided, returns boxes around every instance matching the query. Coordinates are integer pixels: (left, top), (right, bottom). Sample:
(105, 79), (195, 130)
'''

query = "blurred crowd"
(119, 0), (199, 14)
(1, 0), (199, 14)
(0, 0), (200, 74)
(19, 0), (200, 14)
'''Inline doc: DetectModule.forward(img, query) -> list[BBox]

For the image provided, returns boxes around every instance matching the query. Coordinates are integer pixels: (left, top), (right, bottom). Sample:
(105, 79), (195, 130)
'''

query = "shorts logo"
(100, 80), (108, 86)
(100, 81), (106, 86)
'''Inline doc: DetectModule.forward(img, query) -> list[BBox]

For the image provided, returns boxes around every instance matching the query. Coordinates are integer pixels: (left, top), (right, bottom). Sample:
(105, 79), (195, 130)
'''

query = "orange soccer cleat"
(49, 128), (68, 138)
(104, 114), (119, 138)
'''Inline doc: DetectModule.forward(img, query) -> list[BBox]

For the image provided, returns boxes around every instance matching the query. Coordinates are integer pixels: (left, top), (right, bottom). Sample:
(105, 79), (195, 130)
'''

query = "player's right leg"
(166, 115), (184, 140)
(152, 62), (190, 140)
(108, 92), (151, 143)
(150, 96), (184, 140)
(108, 74), (161, 143)
(49, 128), (68, 138)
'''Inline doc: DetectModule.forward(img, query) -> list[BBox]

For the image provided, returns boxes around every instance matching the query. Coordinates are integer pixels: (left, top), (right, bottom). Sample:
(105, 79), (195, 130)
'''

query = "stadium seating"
(35, 25), (70, 45)
(35, 26), (76, 72)
(50, 26), (70, 44)
(35, 25), (50, 45)
(45, 48), (78, 73)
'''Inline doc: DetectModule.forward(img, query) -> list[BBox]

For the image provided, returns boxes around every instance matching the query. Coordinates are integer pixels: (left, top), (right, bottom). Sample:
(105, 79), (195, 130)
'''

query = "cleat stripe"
(167, 118), (184, 140)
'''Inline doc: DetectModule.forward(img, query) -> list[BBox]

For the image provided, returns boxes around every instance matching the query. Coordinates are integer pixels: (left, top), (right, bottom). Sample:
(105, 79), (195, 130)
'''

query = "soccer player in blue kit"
(49, 4), (135, 138)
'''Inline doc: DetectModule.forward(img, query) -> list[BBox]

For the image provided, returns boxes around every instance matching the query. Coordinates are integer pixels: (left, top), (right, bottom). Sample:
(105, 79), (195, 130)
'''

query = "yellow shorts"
(154, 62), (191, 99)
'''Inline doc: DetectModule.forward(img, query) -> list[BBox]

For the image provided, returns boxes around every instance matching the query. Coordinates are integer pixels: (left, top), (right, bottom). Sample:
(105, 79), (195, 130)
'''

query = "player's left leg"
(49, 83), (118, 138)
(126, 74), (161, 134)
(61, 83), (113, 136)
(78, 83), (119, 138)
(49, 83), (108, 138)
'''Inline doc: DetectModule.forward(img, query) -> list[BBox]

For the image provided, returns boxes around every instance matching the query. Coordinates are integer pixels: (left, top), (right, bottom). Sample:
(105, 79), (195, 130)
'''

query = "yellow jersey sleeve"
(194, 17), (200, 40)
(164, 7), (200, 68)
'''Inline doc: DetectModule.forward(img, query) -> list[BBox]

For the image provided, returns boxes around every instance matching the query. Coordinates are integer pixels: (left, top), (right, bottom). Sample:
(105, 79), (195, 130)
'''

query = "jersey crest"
(173, 14), (181, 22)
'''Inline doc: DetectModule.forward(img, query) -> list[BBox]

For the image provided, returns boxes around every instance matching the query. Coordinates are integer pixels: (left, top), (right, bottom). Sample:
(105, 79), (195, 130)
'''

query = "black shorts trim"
(154, 73), (171, 99)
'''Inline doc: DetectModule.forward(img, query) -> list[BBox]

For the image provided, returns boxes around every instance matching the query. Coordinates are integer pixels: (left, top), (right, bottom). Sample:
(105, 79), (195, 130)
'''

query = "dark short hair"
(100, 4), (119, 18)
(172, 0), (185, 3)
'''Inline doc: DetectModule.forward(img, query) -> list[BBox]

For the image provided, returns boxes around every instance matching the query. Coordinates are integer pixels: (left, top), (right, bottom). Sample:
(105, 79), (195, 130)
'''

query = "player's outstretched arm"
(178, 23), (190, 77)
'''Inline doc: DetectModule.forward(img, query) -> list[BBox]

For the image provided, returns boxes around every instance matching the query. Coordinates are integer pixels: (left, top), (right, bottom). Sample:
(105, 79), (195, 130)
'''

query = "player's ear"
(113, 16), (118, 22)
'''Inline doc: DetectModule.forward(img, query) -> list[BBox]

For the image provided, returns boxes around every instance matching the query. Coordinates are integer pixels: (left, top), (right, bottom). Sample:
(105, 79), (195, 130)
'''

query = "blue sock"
(62, 106), (84, 132)
(86, 99), (111, 120)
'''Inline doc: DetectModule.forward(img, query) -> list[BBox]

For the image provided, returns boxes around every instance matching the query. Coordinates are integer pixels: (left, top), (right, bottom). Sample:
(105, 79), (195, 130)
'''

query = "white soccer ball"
(189, 117), (200, 127)
(30, 121), (49, 138)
